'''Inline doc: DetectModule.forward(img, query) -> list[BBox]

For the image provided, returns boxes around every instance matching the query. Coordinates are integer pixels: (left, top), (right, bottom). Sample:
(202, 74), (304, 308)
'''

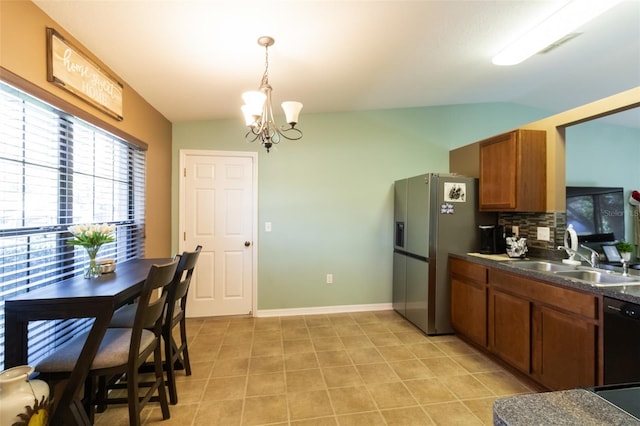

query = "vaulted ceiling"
(33, 1), (640, 126)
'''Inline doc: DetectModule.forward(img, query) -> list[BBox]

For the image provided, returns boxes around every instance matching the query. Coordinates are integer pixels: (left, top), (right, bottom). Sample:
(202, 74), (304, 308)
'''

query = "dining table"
(4, 257), (171, 426)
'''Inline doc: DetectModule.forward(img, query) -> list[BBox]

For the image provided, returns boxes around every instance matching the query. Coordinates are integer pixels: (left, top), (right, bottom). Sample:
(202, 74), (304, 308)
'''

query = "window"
(0, 81), (146, 369)
(566, 186), (624, 243)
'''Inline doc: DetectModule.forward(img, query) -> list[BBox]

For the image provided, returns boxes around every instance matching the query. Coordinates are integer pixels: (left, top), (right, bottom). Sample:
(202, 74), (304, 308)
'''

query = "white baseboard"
(256, 303), (393, 318)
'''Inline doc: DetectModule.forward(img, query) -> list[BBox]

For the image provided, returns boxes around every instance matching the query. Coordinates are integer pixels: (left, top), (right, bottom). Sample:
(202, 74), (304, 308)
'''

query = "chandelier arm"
(277, 126), (303, 141)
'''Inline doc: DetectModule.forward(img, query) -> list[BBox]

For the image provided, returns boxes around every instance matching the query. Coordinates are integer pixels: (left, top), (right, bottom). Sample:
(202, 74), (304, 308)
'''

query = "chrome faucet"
(557, 245), (599, 268)
(580, 245), (600, 269)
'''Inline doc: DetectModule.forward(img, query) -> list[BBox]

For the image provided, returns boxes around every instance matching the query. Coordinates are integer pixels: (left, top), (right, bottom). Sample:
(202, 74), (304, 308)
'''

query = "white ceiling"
(32, 0), (640, 127)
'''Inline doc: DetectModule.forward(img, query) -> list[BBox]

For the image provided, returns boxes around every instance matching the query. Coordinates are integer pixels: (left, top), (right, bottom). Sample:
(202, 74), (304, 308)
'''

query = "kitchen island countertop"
(493, 389), (639, 425)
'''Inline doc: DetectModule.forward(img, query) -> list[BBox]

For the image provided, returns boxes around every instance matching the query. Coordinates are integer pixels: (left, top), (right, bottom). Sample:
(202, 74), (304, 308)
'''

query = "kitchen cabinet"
(450, 257), (600, 391)
(479, 129), (546, 212)
(450, 258), (488, 347)
(532, 305), (597, 390)
(489, 288), (531, 374)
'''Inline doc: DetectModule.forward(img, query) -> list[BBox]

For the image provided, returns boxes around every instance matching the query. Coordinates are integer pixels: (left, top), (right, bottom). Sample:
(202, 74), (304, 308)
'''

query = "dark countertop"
(450, 252), (640, 304)
(493, 389), (640, 425)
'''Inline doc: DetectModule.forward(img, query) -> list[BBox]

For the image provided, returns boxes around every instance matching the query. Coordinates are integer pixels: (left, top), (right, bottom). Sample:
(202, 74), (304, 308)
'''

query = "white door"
(179, 150), (257, 317)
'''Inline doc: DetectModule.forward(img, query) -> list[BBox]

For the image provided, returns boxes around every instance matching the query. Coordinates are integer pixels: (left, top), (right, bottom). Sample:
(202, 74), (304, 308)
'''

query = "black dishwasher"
(604, 296), (640, 385)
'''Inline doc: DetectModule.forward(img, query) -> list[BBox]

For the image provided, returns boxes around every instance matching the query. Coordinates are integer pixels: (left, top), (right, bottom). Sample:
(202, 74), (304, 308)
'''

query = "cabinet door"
(479, 132), (517, 210)
(489, 289), (531, 373)
(451, 276), (487, 347)
(533, 305), (597, 390)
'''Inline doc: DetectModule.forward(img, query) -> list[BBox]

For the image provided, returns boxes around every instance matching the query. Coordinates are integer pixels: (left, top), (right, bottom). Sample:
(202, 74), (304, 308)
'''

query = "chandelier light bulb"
(281, 101), (303, 125)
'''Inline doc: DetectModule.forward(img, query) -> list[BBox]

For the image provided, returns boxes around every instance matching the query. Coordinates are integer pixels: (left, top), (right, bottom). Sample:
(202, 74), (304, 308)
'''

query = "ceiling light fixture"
(492, 0), (622, 66)
(241, 36), (303, 153)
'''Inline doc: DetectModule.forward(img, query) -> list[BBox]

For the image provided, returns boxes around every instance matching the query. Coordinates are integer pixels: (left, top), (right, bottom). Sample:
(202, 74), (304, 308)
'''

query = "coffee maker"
(479, 225), (506, 254)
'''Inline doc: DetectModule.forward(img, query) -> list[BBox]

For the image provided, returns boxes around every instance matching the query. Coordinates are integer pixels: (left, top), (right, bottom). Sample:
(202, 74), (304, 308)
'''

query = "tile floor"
(94, 310), (538, 425)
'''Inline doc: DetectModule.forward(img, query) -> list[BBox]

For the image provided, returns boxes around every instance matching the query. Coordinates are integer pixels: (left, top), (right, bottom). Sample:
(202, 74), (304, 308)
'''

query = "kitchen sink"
(553, 269), (640, 286)
(510, 261), (578, 273)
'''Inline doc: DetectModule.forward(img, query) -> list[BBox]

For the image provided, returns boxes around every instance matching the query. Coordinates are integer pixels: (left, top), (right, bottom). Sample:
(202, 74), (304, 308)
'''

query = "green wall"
(172, 102), (548, 311)
(566, 119), (640, 244)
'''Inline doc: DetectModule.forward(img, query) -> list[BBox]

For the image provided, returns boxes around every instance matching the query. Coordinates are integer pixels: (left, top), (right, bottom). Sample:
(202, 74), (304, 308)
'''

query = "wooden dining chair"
(36, 259), (179, 426)
(108, 245), (202, 404)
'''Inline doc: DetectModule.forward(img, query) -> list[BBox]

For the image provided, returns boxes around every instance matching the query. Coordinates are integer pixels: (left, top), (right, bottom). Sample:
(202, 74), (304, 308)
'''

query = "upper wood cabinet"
(479, 129), (546, 212)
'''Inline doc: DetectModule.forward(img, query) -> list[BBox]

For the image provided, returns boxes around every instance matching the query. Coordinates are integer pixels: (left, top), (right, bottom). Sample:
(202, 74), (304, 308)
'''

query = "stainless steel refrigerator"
(393, 173), (493, 335)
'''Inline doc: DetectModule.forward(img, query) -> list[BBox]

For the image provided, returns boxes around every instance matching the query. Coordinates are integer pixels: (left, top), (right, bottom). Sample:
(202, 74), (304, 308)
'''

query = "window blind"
(0, 81), (146, 369)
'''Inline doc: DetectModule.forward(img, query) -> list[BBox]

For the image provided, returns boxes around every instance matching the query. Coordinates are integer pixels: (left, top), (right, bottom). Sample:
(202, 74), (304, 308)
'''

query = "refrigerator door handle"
(395, 222), (405, 248)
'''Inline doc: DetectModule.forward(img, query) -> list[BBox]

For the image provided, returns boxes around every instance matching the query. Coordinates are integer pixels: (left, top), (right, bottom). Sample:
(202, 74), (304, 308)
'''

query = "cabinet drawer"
(490, 269), (598, 319)
(450, 258), (488, 284)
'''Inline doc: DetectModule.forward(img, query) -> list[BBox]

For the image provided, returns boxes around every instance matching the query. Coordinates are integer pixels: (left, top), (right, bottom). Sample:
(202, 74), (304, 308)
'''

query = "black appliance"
(479, 225), (505, 254)
(603, 297), (640, 385)
(591, 383), (640, 420)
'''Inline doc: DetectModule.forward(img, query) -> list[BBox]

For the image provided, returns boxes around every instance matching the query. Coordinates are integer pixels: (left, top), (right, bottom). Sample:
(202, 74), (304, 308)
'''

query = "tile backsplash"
(499, 212), (566, 260)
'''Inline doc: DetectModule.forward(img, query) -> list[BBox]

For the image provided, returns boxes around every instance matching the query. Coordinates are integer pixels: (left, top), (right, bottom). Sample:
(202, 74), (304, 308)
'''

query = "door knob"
(244, 241), (251, 247)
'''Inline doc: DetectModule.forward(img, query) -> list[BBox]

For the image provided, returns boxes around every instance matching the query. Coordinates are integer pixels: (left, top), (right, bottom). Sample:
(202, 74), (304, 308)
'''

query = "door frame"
(178, 149), (258, 316)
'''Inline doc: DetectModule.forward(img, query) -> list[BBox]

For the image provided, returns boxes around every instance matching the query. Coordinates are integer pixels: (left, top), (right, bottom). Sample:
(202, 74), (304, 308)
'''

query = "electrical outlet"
(537, 226), (550, 241)
(265, 222), (272, 232)
(512, 225), (519, 236)
(326, 274), (333, 284)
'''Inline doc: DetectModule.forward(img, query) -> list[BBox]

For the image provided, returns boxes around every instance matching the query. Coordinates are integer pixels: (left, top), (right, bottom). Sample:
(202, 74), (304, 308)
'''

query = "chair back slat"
(165, 246), (201, 324)
(129, 259), (179, 359)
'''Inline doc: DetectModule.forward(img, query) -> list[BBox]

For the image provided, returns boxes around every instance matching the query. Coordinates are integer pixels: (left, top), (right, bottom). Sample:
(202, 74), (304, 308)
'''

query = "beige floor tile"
(356, 362), (400, 384)
(462, 397), (499, 425)
(249, 354), (285, 374)
(203, 375), (247, 401)
(316, 350), (352, 367)
(367, 332), (403, 346)
(404, 378), (457, 405)
(246, 372), (287, 396)
(442, 374), (494, 399)
(421, 356), (468, 377)
(242, 394), (289, 425)
(389, 359), (433, 380)
(308, 326), (338, 338)
(283, 327), (311, 340)
(322, 365), (364, 388)
(406, 342), (446, 358)
(377, 345), (417, 362)
(287, 390), (334, 420)
(333, 324), (364, 337)
(90, 311), (543, 426)
(346, 347), (384, 364)
(473, 371), (532, 396)
(218, 343), (252, 359)
(251, 339), (284, 357)
(291, 416), (337, 426)
(367, 381), (418, 409)
(284, 338), (314, 354)
(451, 353), (501, 373)
(340, 334), (373, 349)
(335, 411), (386, 425)
(286, 368), (327, 393)
(381, 406), (434, 425)
(285, 352), (320, 371)
(328, 386), (377, 415)
(312, 336), (345, 352)
(422, 401), (484, 426)
(211, 357), (249, 377)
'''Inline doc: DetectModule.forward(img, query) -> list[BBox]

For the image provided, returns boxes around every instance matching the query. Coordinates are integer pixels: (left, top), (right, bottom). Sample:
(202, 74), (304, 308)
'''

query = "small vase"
(621, 252), (632, 262)
(84, 245), (102, 279)
(0, 365), (51, 426)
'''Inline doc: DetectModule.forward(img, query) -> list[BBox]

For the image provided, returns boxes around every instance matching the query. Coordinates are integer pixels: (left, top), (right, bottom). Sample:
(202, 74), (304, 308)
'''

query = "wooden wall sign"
(46, 27), (123, 120)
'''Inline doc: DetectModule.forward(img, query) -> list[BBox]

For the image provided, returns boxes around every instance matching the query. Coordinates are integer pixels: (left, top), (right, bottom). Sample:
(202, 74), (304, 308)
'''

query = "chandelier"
(241, 36), (303, 153)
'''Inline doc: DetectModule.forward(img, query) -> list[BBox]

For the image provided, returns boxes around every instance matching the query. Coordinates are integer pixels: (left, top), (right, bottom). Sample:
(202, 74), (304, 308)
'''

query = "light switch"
(537, 226), (550, 241)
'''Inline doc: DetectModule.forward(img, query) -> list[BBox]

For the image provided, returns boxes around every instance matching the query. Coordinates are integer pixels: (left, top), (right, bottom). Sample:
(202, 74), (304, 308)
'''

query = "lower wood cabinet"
(450, 257), (600, 391)
(532, 305), (597, 390)
(489, 289), (531, 374)
(450, 258), (488, 347)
